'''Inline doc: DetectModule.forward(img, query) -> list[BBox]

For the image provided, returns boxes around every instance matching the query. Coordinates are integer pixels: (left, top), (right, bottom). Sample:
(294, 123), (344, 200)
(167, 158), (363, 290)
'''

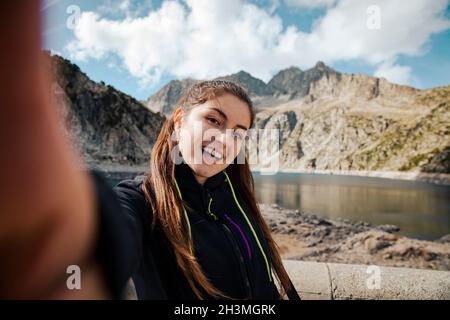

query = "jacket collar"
(174, 162), (226, 193)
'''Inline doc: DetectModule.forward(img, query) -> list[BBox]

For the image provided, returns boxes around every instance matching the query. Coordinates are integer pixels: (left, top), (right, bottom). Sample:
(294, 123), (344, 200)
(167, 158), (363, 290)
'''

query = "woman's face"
(174, 93), (251, 184)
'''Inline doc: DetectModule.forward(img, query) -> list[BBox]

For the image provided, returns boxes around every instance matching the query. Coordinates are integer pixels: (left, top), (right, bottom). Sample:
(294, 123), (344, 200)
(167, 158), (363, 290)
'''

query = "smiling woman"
(113, 80), (300, 299)
(173, 89), (251, 183)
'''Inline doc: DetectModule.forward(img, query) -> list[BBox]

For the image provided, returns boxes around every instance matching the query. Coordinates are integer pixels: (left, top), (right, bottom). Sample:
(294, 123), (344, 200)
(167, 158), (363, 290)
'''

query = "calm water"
(109, 172), (450, 240)
(253, 172), (450, 240)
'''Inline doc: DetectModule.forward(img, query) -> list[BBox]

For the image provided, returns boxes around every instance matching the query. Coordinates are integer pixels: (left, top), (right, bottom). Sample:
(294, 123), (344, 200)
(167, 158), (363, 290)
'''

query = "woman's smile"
(202, 145), (224, 165)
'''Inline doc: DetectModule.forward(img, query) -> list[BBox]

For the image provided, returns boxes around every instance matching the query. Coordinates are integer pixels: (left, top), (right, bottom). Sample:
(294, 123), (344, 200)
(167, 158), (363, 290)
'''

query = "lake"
(253, 172), (450, 240)
(108, 171), (450, 241)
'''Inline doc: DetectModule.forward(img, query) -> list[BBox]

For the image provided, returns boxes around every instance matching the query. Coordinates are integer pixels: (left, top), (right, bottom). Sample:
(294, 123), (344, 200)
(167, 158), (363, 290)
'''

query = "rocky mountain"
(145, 78), (199, 116)
(47, 52), (449, 175)
(267, 61), (339, 99)
(145, 70), (273, 115)
(144, 61), (415, 115)
(215, 70), (273, 97)
(251, 80), (449, 173)
(46, 52), (165, 167)
(144, 61), (449, 174)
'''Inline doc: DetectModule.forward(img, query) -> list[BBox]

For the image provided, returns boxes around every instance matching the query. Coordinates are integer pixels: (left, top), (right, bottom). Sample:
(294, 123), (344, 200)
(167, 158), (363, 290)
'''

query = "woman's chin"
(189, 163), (221, 179)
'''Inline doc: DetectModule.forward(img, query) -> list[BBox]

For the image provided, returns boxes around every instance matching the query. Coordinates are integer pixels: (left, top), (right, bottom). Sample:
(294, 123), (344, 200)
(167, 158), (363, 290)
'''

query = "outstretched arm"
(0, 2), (108, 299)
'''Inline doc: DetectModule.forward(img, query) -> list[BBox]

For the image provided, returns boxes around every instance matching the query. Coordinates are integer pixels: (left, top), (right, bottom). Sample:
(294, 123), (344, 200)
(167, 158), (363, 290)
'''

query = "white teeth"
(203, 146), (223, 160)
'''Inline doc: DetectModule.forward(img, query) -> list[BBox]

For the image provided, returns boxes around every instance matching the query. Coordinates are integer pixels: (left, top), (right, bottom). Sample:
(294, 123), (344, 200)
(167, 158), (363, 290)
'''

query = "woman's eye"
(207, 117), (220, 126)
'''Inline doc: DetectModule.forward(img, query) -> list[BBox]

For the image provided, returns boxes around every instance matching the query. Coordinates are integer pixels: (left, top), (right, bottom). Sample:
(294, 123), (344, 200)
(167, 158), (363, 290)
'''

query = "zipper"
(221, 222), (253, 299)
(203, 185), (253, 299)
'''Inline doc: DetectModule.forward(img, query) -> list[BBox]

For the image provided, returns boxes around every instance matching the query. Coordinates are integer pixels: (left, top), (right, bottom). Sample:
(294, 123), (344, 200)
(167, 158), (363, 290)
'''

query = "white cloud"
(374, 61), (412, 85)
(65, 0), (450, 88)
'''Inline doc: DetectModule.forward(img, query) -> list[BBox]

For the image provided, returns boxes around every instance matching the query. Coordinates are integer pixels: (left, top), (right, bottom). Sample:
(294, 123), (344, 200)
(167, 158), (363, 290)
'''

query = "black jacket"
(113, 162), (281, 300)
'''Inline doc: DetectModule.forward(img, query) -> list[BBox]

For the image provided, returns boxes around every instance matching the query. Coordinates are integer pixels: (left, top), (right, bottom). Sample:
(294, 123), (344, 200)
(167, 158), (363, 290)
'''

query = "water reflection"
(253, 172), (450, 240)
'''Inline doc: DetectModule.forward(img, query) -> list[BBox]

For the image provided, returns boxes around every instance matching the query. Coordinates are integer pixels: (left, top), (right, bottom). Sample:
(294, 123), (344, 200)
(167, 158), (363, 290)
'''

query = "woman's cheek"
(225, 144), (237, 164)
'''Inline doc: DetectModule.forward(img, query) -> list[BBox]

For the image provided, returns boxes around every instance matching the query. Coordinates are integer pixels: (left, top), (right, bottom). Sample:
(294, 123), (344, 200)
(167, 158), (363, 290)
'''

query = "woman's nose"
(206, 129), (239, 156)
(215, 129), (234, 144)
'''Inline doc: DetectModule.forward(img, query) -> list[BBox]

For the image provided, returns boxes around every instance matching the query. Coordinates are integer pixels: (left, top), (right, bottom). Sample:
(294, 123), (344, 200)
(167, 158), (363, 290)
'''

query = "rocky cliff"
(252, 81), (449, 173)
(46, 53), (165, 168)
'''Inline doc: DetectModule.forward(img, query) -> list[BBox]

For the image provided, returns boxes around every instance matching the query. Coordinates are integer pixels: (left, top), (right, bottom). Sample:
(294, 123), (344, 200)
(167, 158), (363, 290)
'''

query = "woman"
(114, 80), (299, 300)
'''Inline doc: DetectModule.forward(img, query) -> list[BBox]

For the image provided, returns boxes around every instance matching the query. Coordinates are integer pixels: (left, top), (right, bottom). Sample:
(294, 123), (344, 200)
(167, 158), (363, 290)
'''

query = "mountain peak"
(315, 61), (326, 68)
(267, 66), (304, 96)
(235, 70), (252, 76)
(287, 66), (303, 72)
(146, 78), (198, 114)
(215, 71), (270, 97)
(217, 70), (259, 81)
(266, 62), (339, 98)
(312, 61), (335, 73)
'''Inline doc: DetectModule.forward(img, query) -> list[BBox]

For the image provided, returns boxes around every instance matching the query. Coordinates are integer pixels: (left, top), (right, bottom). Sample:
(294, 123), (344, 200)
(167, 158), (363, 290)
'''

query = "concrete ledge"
(122, 260), (450, 300)
(282, 260), (450, 300)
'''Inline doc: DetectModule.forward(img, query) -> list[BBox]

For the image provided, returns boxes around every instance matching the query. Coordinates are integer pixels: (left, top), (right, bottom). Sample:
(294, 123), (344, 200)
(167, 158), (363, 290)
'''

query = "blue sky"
(42, 0), (450, 101)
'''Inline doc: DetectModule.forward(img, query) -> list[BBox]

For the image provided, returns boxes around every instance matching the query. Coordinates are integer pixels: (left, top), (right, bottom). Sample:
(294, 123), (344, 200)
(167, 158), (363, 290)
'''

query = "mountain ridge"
(47, 52), (449, 174)
(146, 61), (418, 116)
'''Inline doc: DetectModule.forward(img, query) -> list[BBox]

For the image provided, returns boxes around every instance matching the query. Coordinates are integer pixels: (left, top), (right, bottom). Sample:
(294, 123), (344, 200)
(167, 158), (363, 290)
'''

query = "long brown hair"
(141, 80), (292, 299)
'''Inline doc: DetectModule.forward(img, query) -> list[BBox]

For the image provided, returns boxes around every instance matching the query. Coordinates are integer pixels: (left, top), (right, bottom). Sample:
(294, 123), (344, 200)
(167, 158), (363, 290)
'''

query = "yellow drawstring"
(223, 171), (273, 282)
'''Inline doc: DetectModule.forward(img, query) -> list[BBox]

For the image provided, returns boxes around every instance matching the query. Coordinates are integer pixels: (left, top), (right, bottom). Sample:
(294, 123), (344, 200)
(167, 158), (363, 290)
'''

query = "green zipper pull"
(207, 197), (219, 221)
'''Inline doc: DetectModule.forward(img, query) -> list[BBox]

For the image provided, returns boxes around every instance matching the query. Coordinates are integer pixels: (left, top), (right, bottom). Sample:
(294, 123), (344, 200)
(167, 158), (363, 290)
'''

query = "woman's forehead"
(193, 94), (251, 129)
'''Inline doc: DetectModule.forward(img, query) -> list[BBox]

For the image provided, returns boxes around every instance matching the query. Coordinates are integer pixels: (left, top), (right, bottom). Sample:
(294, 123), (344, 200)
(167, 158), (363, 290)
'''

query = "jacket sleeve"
(112, 178), (147, 271)
(89, 170), (143, 299)
(113, 177), (171, 300)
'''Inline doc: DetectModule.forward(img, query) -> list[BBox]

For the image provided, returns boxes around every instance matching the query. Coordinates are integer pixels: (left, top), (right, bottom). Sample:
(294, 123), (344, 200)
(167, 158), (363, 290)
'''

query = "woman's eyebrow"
(209, 107), (248, 130)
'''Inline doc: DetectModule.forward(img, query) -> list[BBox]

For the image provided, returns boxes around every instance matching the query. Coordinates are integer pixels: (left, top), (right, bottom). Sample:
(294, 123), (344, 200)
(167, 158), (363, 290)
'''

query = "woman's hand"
(0, 2), (109, 299)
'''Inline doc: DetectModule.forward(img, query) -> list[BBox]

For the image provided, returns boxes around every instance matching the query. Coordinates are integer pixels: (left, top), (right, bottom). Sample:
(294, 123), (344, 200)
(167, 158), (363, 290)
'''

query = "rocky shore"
(261, 203), (450, 271)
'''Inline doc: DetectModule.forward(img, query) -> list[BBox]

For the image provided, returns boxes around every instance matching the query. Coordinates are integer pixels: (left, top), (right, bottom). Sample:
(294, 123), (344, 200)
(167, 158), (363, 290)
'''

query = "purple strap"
(224, 214), (252, 259)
